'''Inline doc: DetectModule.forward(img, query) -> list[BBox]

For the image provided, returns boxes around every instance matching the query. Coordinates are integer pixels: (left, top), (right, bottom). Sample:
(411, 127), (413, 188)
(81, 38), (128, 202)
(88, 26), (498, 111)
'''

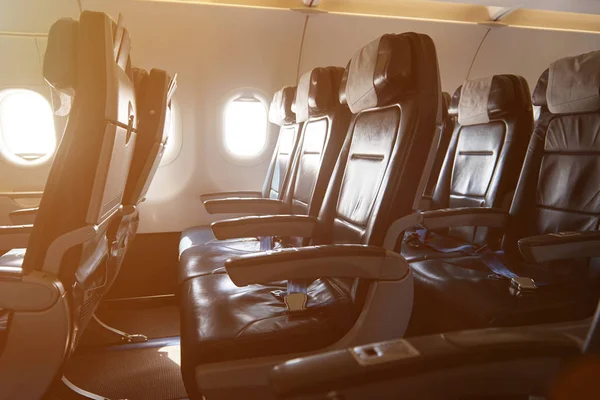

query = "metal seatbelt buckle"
(284, 280), (308, 312)
(284, 292), (308, 312)
(510, 277), (537, 292)
(124, 333), (148, 343)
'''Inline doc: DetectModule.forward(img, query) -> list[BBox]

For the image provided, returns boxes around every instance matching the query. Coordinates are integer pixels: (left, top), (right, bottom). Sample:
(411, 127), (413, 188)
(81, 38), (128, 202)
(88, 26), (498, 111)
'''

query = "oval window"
(223, 96), (268, 158)
(0, 89), (56, 165)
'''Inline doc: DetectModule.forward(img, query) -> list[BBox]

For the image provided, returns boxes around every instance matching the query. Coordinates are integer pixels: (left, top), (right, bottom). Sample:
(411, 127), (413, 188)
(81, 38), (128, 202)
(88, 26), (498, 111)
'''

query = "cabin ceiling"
(1, 0), (600, 35)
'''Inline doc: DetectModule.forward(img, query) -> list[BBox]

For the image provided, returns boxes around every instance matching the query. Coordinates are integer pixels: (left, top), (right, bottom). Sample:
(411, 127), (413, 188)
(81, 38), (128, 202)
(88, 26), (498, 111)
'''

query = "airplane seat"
(178, 67), (349, 283)
(416, 91), (453, 210)
(408, 50), (600, 335)
(105, 67), (176, 288)
(179, 86), (301, 255)
(401, 75), (533, 262)
(179, 32), (442, 399)
(0, 12), (137, 399)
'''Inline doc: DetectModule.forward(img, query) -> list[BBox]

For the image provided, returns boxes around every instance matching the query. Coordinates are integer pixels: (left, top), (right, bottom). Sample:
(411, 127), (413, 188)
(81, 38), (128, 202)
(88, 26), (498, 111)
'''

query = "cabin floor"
(50, 296), (187, 400)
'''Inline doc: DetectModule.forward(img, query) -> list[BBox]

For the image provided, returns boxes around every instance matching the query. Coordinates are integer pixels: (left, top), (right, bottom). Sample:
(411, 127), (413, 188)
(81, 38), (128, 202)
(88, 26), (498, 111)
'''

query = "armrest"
(211, 215), (317, 240)
(519, 231), (600, 264)
(204, 198), (288, 215)
(224, 244), (409, 286)
(200, 190), (262, 202)
(383, 207), (508, 249)
(269, 325), (579, 399)
(0, 248), (63, 311)
(0, 225), (33, 249)
(9, 207), (38, 224)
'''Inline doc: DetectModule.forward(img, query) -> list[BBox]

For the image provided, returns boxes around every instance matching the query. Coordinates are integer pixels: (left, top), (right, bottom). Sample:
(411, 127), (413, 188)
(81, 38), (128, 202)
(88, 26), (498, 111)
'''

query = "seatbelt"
(404, 228), (482, 256)
(405, 228), (542, 292)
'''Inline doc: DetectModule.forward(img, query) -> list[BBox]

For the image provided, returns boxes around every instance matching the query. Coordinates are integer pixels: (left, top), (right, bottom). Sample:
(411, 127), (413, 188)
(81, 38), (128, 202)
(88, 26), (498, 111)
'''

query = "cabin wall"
(0, 0), (599, 232)
(0, 0), (78, 223)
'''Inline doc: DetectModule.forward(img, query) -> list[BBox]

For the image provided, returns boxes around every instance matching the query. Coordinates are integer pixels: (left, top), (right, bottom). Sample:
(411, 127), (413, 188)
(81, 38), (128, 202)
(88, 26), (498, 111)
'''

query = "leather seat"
(416, 92), (454, 210)
(401, 75), (533, 262)
(180, 32), (442, 400)
(178, 67), (349, 283)
(179, 86), (302, 255)
(409, 51), (600, 335)
(0, 12), (138, 399)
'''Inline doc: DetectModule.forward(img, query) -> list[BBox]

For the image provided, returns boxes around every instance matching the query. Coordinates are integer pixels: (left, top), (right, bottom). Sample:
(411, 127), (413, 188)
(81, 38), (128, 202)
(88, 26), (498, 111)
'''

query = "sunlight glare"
(0, 89), (56, 164)
(224, 99), (267, 157)
(159, 345), (181, 366)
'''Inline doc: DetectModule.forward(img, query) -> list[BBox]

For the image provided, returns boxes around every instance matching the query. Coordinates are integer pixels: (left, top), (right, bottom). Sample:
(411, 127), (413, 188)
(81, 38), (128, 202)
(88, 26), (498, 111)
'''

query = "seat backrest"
(283, 66), (349, 218)
(418, 91), (453, 209)
(103, 68), (176, 299)
(506, 51), (600, 273)
(122, 68), (176, 208)
(432, 75), (532, 245)
(315, 33), (442, 249)
(22, 12), (137, 349)
(262, 87), (301, 199)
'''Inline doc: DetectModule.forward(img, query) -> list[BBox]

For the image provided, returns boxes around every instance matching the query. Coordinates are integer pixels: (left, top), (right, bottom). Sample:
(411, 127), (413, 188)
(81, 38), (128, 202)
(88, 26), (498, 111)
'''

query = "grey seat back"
(105, 68), (176, 297)
(22, 12), (137, 351)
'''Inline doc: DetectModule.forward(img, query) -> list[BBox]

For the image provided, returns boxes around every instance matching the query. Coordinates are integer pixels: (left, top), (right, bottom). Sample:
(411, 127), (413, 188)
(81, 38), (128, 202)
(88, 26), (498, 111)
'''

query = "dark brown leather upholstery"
(410, 54), (600, 335)
(263, 86), (302, 200)
(419, 92), (454, 206)
(180, 33), (442, 399)
(179, 67), (349, 283)
(402, 75), (533, 262)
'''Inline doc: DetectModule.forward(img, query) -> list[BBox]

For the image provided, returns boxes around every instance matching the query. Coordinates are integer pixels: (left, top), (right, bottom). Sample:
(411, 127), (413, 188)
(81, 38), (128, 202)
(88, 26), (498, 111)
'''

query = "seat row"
(177, 33), (600, 399)
(0, 12), (176, 399)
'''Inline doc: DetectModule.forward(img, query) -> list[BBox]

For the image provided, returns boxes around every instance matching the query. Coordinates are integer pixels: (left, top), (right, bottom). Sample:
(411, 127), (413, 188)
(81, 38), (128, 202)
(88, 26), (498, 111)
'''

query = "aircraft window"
(0, 89), (56, 166)
(159, 99), (182, 167)
(223, 95), (268, 158)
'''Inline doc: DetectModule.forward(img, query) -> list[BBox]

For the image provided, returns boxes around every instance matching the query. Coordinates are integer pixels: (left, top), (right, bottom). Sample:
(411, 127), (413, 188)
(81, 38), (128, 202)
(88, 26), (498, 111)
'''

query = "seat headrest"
(547, 50), (600, 114)
(268, 86), (296, 126)
(43, 18), (79, 96)
(449, 75), (519, 126)
(293, 66), (344, 122)
(339, 33), (413, 114)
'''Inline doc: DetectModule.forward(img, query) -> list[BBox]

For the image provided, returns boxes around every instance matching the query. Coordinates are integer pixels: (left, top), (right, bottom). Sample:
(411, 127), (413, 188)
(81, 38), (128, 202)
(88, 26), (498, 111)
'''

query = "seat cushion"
(400, 231), (479, 262)
(409, 254), (599, 335)
(179, 226), (215, 258)
(178, 238), (284, 283)
(180, 273), (358, 367)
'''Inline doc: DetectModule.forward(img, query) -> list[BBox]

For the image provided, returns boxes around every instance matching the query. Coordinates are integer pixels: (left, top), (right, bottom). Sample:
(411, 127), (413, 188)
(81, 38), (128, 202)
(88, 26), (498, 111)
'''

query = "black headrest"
(546, 50), (600, 114)
(43, 18), (79, 96)
(269, 86), (296, 126)
(293, 67), (344, 122)
(532, 69), (549, 107)
(339, 33), (413, 113)
(449, 75), (520, 126)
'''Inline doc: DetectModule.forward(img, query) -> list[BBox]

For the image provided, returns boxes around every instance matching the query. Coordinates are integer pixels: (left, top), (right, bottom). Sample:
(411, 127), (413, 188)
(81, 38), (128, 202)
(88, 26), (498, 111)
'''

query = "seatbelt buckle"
(284, 292), (308, 312)
(404, 231), (423, 249)
(284, 280), (308, 312)
(123, 333), (148, 343)
(510, 277), (537, 293)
